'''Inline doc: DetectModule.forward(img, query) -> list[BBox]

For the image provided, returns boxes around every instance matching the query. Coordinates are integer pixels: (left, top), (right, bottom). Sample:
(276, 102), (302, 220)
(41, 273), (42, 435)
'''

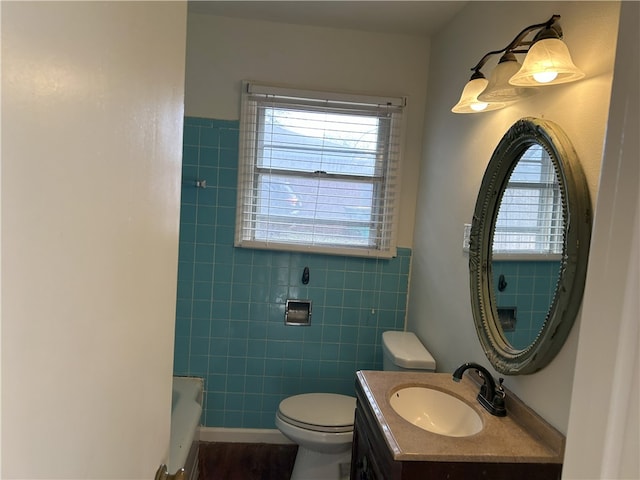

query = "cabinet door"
(351, 408), (388, 480)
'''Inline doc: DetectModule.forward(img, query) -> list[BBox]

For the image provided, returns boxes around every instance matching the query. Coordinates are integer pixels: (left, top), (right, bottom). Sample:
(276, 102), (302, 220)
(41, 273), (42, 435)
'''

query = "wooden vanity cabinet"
(351, 399), (399, 479)
(350, 390), (563, 480)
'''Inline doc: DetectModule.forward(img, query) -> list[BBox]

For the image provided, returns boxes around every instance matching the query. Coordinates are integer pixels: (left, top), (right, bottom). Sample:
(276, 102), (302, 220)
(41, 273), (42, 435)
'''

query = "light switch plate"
(463, 223), (471, 253)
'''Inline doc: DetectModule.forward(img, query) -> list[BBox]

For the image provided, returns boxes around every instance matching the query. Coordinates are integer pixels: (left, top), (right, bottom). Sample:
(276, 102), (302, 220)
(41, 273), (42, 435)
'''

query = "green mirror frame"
(469, 117), (592, 375)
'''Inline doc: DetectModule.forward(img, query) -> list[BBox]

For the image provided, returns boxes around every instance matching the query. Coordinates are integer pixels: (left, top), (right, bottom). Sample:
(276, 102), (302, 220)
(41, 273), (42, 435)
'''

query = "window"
(235, 82), (405, 257)
(493, 144), (563, 257)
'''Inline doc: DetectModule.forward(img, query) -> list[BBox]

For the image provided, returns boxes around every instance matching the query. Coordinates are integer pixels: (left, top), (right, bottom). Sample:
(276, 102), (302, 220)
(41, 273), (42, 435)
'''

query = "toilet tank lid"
(382, 331), (436, 370)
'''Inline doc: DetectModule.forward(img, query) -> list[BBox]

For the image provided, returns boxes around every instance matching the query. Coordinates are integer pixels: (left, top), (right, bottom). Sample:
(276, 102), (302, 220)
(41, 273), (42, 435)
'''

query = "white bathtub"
(168, 376), (203, 480)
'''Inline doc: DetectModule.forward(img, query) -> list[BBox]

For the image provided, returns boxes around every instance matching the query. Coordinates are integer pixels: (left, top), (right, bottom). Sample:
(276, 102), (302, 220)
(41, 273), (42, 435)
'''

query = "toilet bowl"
(275, 330), (436, 480)
(275, 393), (355, 480)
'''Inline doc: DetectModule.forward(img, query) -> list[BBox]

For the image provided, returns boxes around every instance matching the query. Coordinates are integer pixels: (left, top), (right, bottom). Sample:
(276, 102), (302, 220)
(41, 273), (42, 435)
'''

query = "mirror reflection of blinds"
(493, 144), (563, 255)
(236, 82), (405, 258)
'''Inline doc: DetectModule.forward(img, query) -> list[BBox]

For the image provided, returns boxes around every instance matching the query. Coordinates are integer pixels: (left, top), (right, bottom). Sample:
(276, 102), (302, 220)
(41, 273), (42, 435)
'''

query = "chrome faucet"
(452, 362), (506, 417)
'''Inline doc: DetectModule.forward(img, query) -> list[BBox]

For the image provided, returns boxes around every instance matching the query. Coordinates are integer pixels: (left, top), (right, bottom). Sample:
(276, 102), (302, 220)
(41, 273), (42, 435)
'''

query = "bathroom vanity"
(350, 371), (564, 479)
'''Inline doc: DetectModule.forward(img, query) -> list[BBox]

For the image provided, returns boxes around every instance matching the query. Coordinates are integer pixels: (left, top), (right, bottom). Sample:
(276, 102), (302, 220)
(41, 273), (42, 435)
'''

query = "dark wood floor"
(199, 442), (298, 480)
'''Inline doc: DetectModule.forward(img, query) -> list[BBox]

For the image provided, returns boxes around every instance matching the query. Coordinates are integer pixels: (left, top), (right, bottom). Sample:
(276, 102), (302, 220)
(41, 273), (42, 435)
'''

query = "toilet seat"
(277, 393), (356, 433)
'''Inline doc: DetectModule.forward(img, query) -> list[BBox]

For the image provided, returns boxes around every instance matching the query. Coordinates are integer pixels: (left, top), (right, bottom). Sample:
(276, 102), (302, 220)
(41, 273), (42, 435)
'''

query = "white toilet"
(275, 331), (436, 480)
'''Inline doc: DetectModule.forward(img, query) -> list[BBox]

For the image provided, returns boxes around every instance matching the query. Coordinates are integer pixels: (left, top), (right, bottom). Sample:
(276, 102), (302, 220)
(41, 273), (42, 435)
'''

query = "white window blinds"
(493, 144), (564, 257)
(235, 82), (405, 258)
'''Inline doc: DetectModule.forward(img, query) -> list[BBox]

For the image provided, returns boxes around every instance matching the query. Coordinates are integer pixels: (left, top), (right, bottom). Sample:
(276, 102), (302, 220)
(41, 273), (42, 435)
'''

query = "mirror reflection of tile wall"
(174, 117), (410, 428)
(493, 260), (561, 350)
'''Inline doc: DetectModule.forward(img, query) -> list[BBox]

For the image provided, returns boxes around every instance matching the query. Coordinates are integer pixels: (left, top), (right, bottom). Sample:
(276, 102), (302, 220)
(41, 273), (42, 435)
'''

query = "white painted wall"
(1, 2), (187, 478)
(184, 14), (431, 247)
(407, 1), (620, 433)
(563, 1), (639, 477)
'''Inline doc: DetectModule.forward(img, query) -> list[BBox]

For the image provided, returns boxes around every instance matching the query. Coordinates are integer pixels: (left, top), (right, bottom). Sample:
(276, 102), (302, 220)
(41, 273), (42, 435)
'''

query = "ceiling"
(187, 1), (467, 38)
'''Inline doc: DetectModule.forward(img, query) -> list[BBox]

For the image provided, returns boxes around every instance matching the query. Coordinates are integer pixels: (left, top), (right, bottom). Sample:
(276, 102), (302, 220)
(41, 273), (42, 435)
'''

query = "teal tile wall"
(492, 260), (560, 350)
(174, 117), (410, 428)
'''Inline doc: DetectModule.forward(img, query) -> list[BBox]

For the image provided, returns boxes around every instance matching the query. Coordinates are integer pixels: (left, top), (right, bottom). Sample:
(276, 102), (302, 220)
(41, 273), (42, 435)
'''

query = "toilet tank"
(382, 331), (436, 372)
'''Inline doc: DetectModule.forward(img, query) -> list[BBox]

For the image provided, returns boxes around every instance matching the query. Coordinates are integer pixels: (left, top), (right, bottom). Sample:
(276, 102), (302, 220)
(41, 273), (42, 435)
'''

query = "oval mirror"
(469, 117), (592, 375)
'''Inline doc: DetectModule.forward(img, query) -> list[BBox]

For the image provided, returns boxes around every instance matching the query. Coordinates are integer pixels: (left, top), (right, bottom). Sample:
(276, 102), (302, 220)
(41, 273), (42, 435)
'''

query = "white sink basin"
(389, 386), (483, 437)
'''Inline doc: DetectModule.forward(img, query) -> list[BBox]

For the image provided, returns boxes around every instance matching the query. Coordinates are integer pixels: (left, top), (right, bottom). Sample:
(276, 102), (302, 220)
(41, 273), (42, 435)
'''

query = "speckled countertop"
(356, 370), (565, 464)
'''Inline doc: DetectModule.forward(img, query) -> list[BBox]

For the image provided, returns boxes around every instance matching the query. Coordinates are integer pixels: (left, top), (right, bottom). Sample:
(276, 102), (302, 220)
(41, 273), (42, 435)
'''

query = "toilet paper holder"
(285, 299), (312, 326)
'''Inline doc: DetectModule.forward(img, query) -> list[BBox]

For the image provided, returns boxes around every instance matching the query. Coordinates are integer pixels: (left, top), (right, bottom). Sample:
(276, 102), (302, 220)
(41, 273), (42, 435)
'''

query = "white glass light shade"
(509, 38), (585, 86)
(451, 77), (506, 114)
(477, 59), (539, 103)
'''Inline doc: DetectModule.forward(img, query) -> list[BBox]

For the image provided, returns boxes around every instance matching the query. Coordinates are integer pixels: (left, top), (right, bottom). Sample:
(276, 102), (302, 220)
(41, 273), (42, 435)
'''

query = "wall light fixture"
(452, 15), (584, 114)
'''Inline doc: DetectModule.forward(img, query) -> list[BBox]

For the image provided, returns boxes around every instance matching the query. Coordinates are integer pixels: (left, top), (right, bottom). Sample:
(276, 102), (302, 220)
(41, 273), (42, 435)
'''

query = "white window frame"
(235, 81), (405, 258)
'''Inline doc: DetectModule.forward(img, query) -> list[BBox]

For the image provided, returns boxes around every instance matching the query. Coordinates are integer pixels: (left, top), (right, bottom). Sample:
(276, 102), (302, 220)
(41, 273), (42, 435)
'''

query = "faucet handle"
(492, 378), (506, 414)
(475, 369), (488, 396)
(495, 378), (506, 400)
